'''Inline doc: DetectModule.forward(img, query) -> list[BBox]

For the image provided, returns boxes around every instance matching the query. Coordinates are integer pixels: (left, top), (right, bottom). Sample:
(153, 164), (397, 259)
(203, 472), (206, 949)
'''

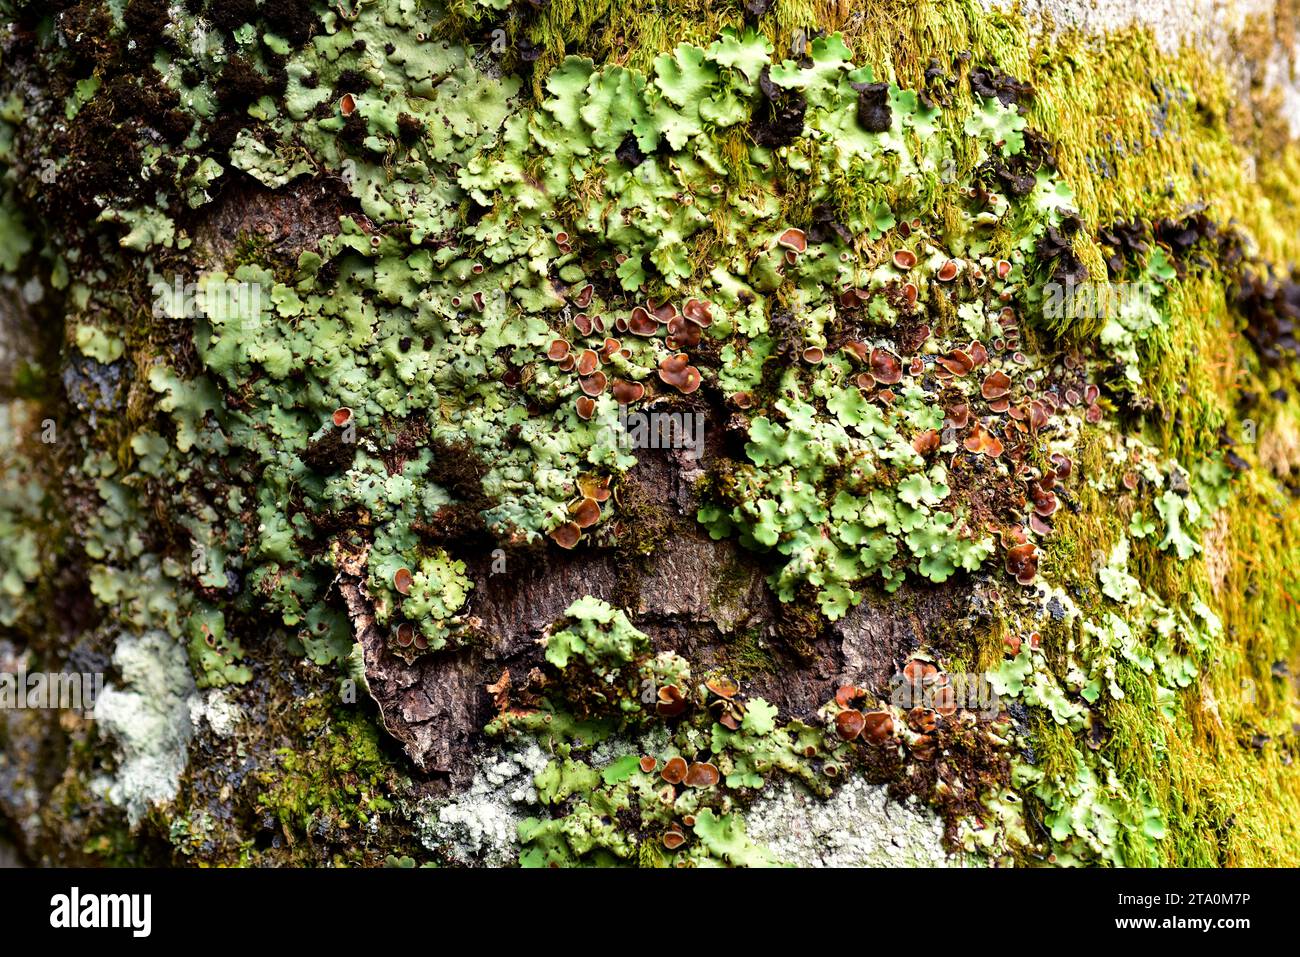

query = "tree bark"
(2, 0), (1299, 868)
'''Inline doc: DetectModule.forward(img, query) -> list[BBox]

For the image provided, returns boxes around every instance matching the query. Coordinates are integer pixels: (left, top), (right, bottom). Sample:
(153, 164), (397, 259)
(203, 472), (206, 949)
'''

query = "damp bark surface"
(1, 0), (1299, 868)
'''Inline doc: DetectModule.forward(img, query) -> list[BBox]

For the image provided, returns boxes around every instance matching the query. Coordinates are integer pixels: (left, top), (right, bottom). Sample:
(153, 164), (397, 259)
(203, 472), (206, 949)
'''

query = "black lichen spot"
(1153, 210), (1222, 266)
(516, 35), (543, 65)
(1036, 214), (1088, 286)
(411, 440), (495, 552)
(39, 61), (202, 229)
(101, 74), (191, 145)
(206, 114), (249, 155)
(1218, 429), (1251, 471)
(464, 197), (490, 227)
(751, 66), (806, 148)
(853, 81), (892, 133)
(994, 165), (1035, 198)
(1237, 268), (1300, 367)
(615, 133), (646, 168)
(300, 428), (358, 474)
(338, 112), (369, 149)
(262, 52), (290, 97)
(316, 256), (342, 289)
(807, 204), (852, 245)
(758, 309), (807, 396)
(204, 0), (259, 34)
(334, 68), (370, 94)
(969, 66), (1034, 110)
(980, 128), (1056, 198)
(55, 2), (117, 71)
(216, 56), (274, 110)
(123, 0), (171, 43)
(921, 58), (955, 109)
(261, 0), (320, 46)
(156, 107), (194, 144)
(397, 113), (424, 145)
(1097, 219), (1150, 277)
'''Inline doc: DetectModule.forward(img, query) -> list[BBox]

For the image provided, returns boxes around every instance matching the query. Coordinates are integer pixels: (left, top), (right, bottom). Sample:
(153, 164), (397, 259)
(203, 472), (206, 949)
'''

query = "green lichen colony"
(0, 0), (1298, 866)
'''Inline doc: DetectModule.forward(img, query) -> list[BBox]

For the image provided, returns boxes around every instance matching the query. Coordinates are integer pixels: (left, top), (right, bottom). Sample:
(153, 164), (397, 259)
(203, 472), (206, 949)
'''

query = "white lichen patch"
(421, 727), (675, 867)
(990, 0), (1300, 135)
(745, 777), (969, 867)
(189, 688), (241, 739)
(416, 741), (550, 867)
(988, 0), (1273, 54)
(92, 631), (197, 825)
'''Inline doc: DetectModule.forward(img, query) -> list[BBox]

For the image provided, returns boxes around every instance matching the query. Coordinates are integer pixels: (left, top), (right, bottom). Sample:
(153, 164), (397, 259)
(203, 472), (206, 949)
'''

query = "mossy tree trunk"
(1, 0), (1299, 867)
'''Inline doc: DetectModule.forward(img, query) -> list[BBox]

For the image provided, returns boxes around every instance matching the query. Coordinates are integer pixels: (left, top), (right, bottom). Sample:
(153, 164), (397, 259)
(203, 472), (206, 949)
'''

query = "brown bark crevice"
(338, 436), (970, 783)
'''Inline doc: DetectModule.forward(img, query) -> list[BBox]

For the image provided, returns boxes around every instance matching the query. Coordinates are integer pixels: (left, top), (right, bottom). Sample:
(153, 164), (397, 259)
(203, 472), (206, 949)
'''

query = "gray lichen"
(92, 631), (196, 825)
(415, 741), (550, 867)
(746, 777), (962, 867)
(188, 688), (242, 740)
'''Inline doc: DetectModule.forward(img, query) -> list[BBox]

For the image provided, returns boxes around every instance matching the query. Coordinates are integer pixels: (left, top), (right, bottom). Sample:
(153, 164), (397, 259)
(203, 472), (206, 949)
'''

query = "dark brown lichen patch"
(1237, 268), (1300, 368)
(853, 81), (892, 133)
(751, 66), (806, 148)
(410, 439), (496, 550)
(1035, 214), (1088, 286)
(979, 127), (1057, 199)
(969, 65), (1034, 109)
(1098, 218), (1151, 276)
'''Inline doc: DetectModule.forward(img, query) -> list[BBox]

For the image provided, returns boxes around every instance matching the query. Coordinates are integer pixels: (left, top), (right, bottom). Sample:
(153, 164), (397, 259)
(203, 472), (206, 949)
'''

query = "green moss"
(717, 627), (778, 679)
(257, 702), (407, 839)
